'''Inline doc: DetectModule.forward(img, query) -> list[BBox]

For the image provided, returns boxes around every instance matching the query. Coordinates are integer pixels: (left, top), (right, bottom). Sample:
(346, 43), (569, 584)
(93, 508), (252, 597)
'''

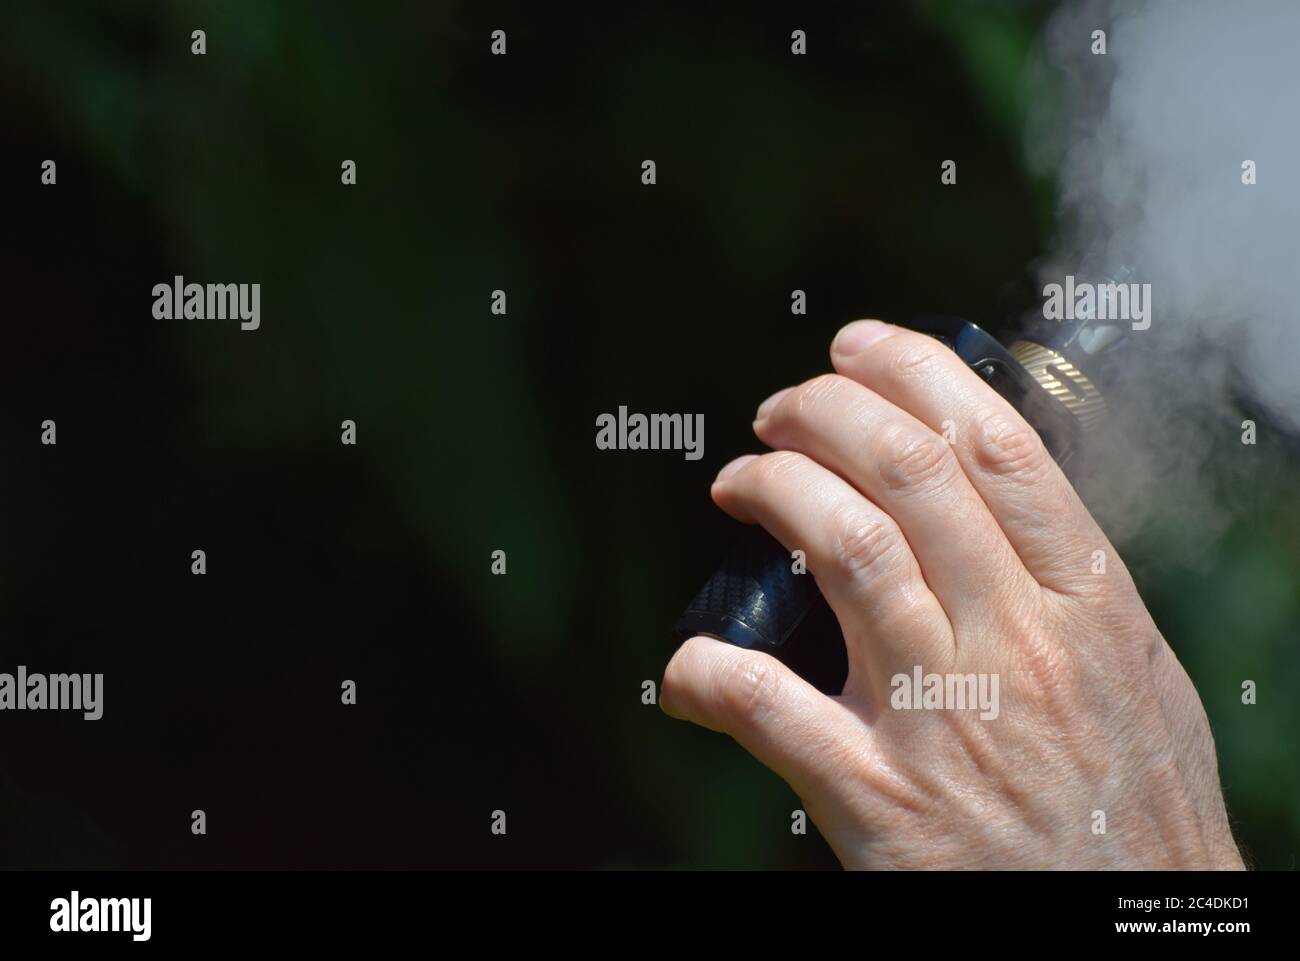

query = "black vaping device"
(672, 312), (1125, 657)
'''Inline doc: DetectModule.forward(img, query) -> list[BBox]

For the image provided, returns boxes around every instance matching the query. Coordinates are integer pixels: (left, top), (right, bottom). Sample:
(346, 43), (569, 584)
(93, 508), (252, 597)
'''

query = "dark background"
(1, 1), (1296, 869)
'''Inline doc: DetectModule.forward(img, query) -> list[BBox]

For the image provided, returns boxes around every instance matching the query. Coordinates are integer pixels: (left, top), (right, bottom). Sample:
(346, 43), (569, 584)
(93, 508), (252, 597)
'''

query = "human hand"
(662, 320), (1244, 870)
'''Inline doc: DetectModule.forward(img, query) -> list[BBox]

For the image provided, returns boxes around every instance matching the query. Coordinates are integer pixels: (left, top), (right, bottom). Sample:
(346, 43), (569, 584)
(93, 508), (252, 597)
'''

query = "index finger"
(829, 320), (1112, 597)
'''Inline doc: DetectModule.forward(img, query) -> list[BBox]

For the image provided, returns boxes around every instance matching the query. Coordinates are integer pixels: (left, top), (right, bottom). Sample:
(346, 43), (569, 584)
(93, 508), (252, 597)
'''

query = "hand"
(662, 320), (1244, 870)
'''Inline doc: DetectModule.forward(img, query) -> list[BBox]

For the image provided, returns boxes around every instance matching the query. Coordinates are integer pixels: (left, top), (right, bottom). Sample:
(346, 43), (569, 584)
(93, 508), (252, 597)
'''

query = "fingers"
(711, 450), (955, 680)
(661, 635), (880, 804)
(828, 320), (1111, 596)
(751, 371), (1035, 632)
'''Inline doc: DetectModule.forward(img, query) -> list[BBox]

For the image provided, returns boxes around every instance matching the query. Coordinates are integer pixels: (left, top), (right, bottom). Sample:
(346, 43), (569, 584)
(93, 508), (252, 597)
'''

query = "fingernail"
(714, 454), (757, 483)
(755, 387), (792, 421)
(833, 319), (897, 355)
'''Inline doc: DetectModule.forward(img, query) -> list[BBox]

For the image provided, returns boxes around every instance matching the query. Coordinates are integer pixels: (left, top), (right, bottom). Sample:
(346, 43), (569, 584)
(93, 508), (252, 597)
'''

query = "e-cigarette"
(673, 311), (1127, 654)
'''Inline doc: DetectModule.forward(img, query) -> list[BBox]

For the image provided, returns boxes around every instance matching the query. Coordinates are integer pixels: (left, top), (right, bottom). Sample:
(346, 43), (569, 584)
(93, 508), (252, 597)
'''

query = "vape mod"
(673, 312), (1125, 654)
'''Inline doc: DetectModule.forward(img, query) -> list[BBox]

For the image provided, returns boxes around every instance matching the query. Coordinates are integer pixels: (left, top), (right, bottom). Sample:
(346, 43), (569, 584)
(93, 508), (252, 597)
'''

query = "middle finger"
(753, 373), (1036, 635)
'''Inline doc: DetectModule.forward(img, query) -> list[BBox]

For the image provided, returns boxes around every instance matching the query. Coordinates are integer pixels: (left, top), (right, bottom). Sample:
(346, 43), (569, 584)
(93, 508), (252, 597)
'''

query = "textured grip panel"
(673, 526), (819, 653)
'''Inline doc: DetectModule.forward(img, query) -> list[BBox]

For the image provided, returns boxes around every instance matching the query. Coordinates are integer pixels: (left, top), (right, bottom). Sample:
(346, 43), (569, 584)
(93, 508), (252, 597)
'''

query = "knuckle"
(716, 654), (783, 726)
(1024, 635), (1073, 689)
(878, 425), (959, 493)
(974, 411), (1050, 481)
(788, 373), (851, 417)
(1014, 626), (1080, 708)
(751, 450), (806, 487)
(830, 507), (905, 580)
(884, 339), (946, 384)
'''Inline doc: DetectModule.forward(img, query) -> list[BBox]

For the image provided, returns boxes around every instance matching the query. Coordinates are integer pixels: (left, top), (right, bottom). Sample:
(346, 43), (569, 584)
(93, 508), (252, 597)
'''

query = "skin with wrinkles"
(661, 319), (1243, 870)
